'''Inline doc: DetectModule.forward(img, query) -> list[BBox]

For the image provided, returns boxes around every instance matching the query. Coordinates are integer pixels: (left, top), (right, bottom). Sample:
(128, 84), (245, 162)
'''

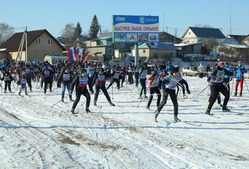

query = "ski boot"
(240, 92), (242, 97)
(86, 107), (91, 113)
(71, 108), (75, 114)
(222, 107), (231, 112)
(69, 95), (74, 101)
(109, 101), (115, 106)
(174, 115), (181, 122)
(94, 101), (97, 106)
(205, 109), (211, 114)
(234, 92), (237, 96)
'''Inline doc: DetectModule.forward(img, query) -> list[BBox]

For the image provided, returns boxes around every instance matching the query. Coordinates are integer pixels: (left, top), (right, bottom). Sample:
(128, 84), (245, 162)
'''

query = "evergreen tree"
(88, 15), (101, 39)
(74, 22), (82, 40)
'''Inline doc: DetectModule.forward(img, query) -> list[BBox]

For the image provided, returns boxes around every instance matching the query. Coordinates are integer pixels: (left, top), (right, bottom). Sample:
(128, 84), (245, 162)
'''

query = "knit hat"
(218, 60), (224, 66)
(172, 67), (179, 73)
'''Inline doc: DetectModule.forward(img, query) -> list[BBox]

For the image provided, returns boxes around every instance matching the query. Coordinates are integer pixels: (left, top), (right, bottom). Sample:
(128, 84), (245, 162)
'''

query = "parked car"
(182, 66), (198, 76)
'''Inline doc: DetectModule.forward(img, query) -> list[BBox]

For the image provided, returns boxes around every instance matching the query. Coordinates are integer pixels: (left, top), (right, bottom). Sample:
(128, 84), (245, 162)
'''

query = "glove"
(209, 79), (214, 85)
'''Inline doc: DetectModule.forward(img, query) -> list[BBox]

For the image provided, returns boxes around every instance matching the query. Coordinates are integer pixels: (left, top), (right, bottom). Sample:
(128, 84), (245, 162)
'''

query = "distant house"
(160, 31), (182, 44)
(182, 27), (226, 44)
(179, 27), (226, 55)
(131, 42), (177, 61)
(84, 36), (114, 63)
(0, 29), (66, 61)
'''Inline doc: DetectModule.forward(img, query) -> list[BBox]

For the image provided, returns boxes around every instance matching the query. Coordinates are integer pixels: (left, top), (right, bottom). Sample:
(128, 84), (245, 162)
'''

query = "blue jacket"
(235, 65), (247, 81)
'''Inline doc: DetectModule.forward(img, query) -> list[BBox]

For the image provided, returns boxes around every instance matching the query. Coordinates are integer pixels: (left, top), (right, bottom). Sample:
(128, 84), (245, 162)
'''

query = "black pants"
(4, 81), (11, 92)
(94, 85), (111, 102)
(107, 78), (120, 90)
(72, 89), (91, 109)
(44, 79), (52, 94)
(26, 78), (32, 90)
(157, 89), (178, 116)
(208, 84), (229, 110)
(88, 77), (94, 92)
(128, 72), (134, 84)
(147, 86), (161, 108)
(177, 79), (190, 95)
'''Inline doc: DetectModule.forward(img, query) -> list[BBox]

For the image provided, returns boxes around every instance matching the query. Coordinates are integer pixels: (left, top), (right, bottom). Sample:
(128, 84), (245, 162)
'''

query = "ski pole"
(197, 83), (210, 96)
(230, 78), (234, 96)
(112, 83), (114, 99)
(51, 100), (61, 108)
(137, 97), (143, 108)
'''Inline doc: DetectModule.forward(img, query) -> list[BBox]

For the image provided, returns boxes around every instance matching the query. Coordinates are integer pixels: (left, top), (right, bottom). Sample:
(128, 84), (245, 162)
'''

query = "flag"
(67, 47), (81, 63)
(78, 48), (85, 62)
(75, 48), (79, 62)
(82, 50), (89, 63)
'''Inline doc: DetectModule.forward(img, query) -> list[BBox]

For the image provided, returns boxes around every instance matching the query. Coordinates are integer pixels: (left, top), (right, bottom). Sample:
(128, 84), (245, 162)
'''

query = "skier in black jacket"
(205, 61), (234, 114)
(93, 68), (115, 106)
(70, 69), (91, 114)
(1, 71), (13, 93)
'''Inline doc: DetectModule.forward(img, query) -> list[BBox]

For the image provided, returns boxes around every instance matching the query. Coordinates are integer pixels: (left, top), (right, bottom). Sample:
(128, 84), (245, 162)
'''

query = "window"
(36, 38), (42, 44)
(143, 50), (146, 53)
(48, 38), (53, 45)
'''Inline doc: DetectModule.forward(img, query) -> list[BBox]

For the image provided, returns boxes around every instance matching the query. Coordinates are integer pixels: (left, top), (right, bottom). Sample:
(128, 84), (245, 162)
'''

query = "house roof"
(137, 42), (177, 50)
(0, 29), (65, 51)
(185, 27), (226, 39)
(227, 34), (248, 44)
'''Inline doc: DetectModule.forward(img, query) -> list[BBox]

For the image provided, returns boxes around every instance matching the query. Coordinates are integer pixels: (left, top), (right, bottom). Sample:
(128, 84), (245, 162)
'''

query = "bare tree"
(0, 23), (14, 45)
(202, 38), (219, 54)
(60, 23), (76, 48)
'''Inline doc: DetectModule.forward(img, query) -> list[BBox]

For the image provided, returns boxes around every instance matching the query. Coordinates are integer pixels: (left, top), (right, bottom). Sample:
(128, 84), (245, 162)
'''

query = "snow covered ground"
(0, 76), (249, 169)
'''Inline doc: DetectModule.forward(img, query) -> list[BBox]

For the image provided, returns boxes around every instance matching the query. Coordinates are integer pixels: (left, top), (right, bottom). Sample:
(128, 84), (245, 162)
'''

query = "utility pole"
(229, 2), (232, 35)
(25, 26), (28, 62)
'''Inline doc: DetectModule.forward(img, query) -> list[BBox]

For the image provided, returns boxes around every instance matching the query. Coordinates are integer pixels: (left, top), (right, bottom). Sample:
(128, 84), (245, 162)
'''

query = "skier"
(57, 68), (74, 102)
(134, 65), (140, 87)
(107, 65), (123, 90)
(154, 67), (183, 122)
(234, 61), (247, 96)
(224, 62), (234, 94)
(139, 64), (148, 98)
(70, 69), (91, 114)
(1, 71), (13, 93)
(86, 65), (96, 94)
(127, 63), (134, 84)
(22, 64), (33, 92)
(165, 61), (174, 73)
(146, 70), (161, 110)
(93, 68), (115, 106)
(17, 74), (28, 96)
(205, 61), (234, 114)
(121, 65), (126, 87)
(41, 66), (53, 94)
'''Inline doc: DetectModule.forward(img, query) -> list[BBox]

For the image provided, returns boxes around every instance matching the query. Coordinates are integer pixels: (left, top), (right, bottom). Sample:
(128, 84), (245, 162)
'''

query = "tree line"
(0, 14), (101, 49)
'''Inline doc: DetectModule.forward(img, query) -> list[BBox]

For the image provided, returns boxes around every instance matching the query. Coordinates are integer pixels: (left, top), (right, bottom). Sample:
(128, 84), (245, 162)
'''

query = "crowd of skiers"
(0, 58), (247, 122)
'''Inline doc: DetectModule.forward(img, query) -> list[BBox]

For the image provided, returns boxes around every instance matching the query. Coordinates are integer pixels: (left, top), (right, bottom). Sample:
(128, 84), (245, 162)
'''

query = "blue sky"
(1, 0), (248, 38)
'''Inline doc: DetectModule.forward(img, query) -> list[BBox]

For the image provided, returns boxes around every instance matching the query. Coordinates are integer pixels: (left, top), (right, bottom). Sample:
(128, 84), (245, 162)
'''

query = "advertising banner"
(112, 15), (159, 43)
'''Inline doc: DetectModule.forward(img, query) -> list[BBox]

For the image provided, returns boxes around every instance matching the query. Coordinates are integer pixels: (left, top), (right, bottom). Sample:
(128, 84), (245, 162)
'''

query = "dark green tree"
(88, 15), (101, 38)
(74, 22), (82, 39)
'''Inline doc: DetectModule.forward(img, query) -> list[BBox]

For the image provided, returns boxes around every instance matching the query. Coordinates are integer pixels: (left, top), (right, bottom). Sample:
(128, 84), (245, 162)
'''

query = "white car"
(182, 66), (198, 76)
